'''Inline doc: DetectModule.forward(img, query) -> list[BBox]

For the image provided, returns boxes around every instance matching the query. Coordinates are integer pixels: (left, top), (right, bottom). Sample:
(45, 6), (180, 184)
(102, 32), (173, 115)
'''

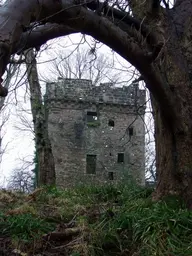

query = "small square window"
(87, 111), (98, 122)
(108, 119), (114, 127)
(87, 111), (100, 127)
(117, 153), (124, 163)
(108, 172), (114, 180)
(128, 127), (133, 136)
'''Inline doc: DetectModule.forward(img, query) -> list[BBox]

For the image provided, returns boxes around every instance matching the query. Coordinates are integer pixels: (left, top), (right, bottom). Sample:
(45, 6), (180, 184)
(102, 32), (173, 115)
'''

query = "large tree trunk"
(153, 100), (192, 208)
(25, 48), (55, 186)
(151, 19), (192, 207)
(119, 1), (192, 207)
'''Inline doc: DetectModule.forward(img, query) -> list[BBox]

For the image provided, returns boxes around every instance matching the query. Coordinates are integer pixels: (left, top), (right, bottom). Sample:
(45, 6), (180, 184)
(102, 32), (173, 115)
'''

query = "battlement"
(45, 78), (146, 107)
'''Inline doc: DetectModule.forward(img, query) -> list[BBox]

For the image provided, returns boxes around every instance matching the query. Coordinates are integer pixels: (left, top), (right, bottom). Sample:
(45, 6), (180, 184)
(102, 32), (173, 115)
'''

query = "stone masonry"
(44, 78), (146, 187)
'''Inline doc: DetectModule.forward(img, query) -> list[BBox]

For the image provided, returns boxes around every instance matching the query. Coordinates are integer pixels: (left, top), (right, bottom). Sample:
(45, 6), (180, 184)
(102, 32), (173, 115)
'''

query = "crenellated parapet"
(45, 78), (146, 110)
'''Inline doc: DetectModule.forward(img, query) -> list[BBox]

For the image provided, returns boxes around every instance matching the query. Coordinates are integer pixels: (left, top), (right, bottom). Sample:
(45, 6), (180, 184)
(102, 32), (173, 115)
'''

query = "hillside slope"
(0, 184), (192, 256)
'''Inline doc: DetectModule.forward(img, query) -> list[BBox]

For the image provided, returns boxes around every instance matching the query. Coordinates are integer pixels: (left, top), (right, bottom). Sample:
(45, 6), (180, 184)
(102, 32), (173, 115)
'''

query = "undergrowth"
(0, 184), (191, 255)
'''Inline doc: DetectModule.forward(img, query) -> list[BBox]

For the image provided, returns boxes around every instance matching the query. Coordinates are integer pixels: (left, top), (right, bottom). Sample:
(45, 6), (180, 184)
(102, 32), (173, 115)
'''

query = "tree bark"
(150, 6), (192, 207)
(25, 48), (55, 186)
(153, 98), (192, 208)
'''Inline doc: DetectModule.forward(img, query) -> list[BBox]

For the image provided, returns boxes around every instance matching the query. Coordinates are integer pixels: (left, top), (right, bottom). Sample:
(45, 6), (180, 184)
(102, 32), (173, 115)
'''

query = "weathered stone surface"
(45, 78), (146, 187)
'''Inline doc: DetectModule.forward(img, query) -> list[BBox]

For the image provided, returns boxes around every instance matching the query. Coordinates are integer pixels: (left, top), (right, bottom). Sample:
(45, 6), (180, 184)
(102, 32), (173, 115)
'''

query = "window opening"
(86, 154), (97, 174)
(117, 153), (124, 163)
(87, 111), (100, 127)
(87, 111), (97, 122)
(128, 127), (134, 136)
(108, 172), (114, 180)
(108, 119), (114, 127)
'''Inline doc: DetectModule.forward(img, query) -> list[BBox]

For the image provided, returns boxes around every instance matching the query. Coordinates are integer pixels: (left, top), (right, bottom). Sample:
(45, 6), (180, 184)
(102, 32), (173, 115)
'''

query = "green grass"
(0, 213), (55, 242)
(87, 121), (101, 127)
(0, 184), (191, 255)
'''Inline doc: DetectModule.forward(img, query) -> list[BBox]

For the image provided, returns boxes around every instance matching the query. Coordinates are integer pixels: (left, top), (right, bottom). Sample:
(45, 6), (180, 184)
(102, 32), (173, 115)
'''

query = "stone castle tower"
(44, 78), (146, 187)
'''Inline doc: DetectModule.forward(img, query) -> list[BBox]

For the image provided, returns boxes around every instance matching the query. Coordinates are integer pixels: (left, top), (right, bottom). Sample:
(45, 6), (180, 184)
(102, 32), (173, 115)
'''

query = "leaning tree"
(0, 0), (191, 206)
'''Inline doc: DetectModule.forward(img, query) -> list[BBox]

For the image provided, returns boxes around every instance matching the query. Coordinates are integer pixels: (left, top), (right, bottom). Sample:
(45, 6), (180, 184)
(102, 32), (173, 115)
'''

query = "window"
(87, 111), (97, 122)
(87, 111), (100, 127)
(128, 127), (134, 136)
(108, 172), (114, 180)
(117, 153), (124, 163)
(86, 154), (97, 174)
(108, 119), (114, 127)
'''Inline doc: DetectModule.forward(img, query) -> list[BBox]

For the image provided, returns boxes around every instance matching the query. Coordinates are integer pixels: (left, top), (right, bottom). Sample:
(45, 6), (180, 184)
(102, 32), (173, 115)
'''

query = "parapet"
(45, 78), (146, 108)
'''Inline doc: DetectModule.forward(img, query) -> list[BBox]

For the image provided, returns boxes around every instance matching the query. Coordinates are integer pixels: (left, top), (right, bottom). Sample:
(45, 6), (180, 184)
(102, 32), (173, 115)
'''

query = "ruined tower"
(44, 78), (146, 187)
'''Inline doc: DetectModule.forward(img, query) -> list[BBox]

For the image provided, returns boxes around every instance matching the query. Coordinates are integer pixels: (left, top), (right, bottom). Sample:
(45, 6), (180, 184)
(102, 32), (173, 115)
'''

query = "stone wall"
(45, 78), (146, 187)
